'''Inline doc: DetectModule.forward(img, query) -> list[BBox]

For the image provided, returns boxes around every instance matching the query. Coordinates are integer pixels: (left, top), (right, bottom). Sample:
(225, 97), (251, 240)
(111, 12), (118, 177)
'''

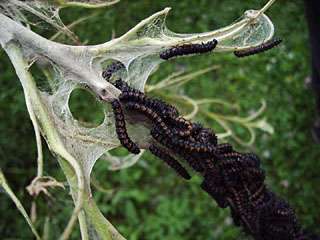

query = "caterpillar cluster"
(234, 38), (283, 58)
(102, 77), (318, 240)
(200, 151), (317, 240)
(160, 39), (218, 60)
(110, 78), (219, 177)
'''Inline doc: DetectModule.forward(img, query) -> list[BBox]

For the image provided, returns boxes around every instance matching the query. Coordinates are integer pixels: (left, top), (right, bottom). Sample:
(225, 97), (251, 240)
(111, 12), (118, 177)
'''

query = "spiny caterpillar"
(149, 144), (191, 180)
(160, 39), (218, 60)
(110, 99), (140, 154)
(234, 38), (283, 58)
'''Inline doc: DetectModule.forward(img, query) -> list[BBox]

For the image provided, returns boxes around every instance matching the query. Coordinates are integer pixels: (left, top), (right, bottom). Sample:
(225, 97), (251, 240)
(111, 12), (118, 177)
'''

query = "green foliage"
(1, 0), (319, 239)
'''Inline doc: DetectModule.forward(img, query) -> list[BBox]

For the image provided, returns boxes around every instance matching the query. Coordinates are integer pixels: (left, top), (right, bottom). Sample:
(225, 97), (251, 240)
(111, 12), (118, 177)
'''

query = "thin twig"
(0, 168), (41, 240)
(50, 14), (98, 41)
(64, 0), (120, 9)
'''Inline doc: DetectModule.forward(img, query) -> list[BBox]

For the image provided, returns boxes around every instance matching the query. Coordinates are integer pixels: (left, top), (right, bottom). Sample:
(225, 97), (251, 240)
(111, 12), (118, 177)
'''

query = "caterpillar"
(120, 92), (179, 120)
(249, 184), (266, 202)
(150, 128), (171, 145)
(125, 102), (171, 135)
(216, 143), (234, 154)
(221, 167), (245, 184)
(151, 99), (180, 120)
(256, 189), (274, 210)
(276, 208), (295, 218)
(203, 158), (216, 170)
(219, 151), (246, 161)
(272, 197), (295, 218)
(172, 142), (205, 172)
(160, 39), (218, 60)
(177, 139), (215, 157)
(170, 117), (193, 131)
(253, 190), (266, 206)
(217, 158), (244, 168)
(110, 99), (140, 154)
(180, 152), (204, 172)
(218, 151), (260, 169)
(190, 122), (204, 134)
(150, 129), (204, 172)
(197, 128), (218, 145)
(243, 153), (261, 168)
(149, 145), (191, 180)
(114, 78), (129, 91)
(245, 167), (265, 181)
(228, 187), (246, 214)
(171, 127), (192, 137)
(234, 38), (283, 58)
(115, 78), (180, 119)
(200, 181), (228, 208)
(102, 61), (125, 81)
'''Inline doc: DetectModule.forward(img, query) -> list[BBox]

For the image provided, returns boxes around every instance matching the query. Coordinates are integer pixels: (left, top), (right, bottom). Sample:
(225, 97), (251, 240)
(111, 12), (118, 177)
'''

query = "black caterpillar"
(125, 102), (171, 135)
(110, 99), (140, 154)
(234, 38), (283, 58)
(160, 39), (218, 60)
(216, 143), (234, 154)
(201, 180), (228, 208)
(149, 144), (191, 180)
(115, 78), (180, 119)
(177, 138), (215, 157)
(102, 61), (125, 81)
(150, 128), (204, 173)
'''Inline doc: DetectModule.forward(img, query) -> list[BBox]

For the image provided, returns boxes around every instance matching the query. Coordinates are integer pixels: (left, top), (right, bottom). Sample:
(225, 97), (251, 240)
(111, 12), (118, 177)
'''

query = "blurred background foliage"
(1, 0), (320, 239)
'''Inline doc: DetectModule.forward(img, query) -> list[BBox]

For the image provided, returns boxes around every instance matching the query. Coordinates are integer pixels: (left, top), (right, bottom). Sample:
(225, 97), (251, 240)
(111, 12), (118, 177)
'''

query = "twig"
(64, 0), (120, 9)
(0, 168), (41, 240)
